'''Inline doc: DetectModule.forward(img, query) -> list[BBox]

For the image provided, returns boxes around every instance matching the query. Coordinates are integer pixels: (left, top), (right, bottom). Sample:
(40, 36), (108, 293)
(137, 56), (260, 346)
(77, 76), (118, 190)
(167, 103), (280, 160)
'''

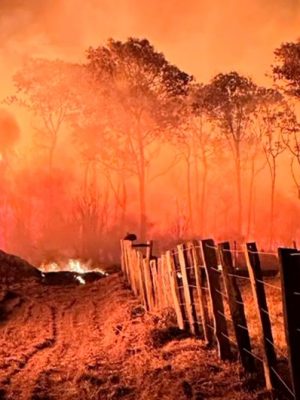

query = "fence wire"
(121, 239), (297, 400)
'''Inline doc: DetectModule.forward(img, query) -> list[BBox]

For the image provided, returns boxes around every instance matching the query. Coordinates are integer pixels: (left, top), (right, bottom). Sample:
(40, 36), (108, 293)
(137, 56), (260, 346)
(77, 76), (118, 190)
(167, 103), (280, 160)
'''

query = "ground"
(0, 269), (265, 400)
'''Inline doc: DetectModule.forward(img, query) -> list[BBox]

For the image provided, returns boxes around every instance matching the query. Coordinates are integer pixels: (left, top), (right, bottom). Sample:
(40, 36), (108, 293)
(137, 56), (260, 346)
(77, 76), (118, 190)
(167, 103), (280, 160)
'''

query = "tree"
(86, 38), (192, 239)
(273, 41), (300, 198)
(255, 88), (296, 247)
(189, 84), (220, 235)
(10, 58), (82, 171)
(203, 72), (258, 237)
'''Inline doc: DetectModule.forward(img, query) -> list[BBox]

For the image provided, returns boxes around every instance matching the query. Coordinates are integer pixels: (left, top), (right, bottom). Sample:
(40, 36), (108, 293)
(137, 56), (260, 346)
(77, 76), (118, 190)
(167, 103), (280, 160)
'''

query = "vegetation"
(1, 37), (300, 262)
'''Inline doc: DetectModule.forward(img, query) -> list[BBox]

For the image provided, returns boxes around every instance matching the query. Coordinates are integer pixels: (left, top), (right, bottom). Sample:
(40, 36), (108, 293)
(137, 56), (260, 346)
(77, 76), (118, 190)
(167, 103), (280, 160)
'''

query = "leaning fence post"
(245, 242), (277, 393)
(189, 240), (211, 343)
(278, 247), (300, 400)
(137, 251), (147, 308)
(143, 258), (155, 310)
(166, 250), (185, 330)
(218, 242), (254, 372)
(177, 243), (199, 335)
(201, 239), (232, 360)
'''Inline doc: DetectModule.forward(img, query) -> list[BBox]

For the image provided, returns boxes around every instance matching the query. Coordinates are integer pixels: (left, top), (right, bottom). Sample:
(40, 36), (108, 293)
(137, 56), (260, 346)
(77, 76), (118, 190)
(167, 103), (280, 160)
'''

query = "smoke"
(0, 108), (20, 152)
(0, 0), (299, 83)
(0, 0), (299, 261)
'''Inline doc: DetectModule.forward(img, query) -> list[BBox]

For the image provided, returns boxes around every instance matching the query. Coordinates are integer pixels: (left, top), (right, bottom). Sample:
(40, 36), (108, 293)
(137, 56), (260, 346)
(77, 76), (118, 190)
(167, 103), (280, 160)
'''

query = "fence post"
(278, 248), (300, 400)
(150, 259), (159, 309)
(245, 242), (277, 393)
(218, 242), (254, 372)
(156, 257), (164, 309)
(136, 251), (147, 308)
(142, 258), (155, 310)
(189, 240), (211, 343)
(201, 239), (232, 360)
(160, 254), (170, 307)
(166, 250), (185, 330)
(123, 240), (131, 284)
(177, 244), (199, 335)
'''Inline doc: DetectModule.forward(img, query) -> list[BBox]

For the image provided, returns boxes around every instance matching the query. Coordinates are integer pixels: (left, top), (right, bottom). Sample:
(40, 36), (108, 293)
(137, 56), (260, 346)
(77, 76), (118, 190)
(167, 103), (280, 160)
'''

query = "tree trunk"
(186, 155), (194, 236)
(269, 157), (276, 249)
(246, 157), (255, 239)
(137, 120), (147, 241)
(138, 170), (146, 240)
(200, 148), (208, 236)
(192, 137), (200, 234)
(235, 142), (243, 238)
(48, 133), (57, 172)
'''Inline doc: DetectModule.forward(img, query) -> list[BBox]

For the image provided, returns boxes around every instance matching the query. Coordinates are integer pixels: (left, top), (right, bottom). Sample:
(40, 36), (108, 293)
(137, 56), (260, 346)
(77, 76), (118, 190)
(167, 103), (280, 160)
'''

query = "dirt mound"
(0, 250), (41, 284)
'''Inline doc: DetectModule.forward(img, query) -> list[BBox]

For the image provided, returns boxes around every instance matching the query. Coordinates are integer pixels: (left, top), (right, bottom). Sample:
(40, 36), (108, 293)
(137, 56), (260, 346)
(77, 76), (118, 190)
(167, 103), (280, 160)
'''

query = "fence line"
(120, 238), (299, 400)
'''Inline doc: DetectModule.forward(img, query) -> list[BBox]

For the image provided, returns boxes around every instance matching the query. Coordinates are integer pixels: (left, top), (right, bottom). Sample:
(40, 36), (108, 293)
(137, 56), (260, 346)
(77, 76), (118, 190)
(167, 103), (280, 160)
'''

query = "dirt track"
(0, 274), (259, 400)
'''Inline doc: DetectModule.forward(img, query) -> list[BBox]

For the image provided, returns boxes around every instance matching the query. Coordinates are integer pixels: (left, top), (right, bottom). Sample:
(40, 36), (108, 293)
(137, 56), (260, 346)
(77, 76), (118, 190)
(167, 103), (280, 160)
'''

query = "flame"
(39, 259), (108, 276)
(0, 153), (3, 162)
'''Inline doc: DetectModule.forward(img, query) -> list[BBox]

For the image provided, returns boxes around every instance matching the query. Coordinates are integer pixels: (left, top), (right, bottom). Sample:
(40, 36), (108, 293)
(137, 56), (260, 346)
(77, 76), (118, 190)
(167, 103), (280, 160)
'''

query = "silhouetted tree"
(256, 88), (295, 247)
(273, 41), (300, 197)
(10, 58), (82, 171)
(86, 38), (192, 239)
(204, 72), (259, 237)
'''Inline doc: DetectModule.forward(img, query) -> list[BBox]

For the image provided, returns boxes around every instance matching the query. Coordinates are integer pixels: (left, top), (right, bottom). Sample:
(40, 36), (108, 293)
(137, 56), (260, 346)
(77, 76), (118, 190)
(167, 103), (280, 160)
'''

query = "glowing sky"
(0, 0), (299, 92)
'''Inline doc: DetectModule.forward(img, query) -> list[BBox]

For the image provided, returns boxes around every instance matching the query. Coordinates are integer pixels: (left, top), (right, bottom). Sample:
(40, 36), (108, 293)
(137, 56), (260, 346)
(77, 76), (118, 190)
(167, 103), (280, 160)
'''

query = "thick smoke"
(0, 1), (299, 263)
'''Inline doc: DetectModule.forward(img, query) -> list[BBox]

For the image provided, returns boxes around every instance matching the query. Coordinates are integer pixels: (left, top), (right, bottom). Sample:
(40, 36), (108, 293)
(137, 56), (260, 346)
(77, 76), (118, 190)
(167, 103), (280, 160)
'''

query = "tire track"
(4, 306), (57, 400)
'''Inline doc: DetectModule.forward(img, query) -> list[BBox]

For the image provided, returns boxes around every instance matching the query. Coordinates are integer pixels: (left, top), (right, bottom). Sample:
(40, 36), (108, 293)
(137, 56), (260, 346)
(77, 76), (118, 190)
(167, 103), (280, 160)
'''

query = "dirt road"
(0, 273), (258, 400)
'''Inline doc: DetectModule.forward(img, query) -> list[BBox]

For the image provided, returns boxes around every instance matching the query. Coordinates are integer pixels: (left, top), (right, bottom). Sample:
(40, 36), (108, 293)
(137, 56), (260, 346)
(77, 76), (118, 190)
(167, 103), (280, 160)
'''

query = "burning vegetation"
(0, 2), (300, 399)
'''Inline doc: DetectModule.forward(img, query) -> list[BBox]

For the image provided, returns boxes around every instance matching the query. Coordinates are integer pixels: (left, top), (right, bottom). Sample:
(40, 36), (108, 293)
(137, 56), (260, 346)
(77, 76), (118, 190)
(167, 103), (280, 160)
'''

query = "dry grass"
(0, 272), (263, 400)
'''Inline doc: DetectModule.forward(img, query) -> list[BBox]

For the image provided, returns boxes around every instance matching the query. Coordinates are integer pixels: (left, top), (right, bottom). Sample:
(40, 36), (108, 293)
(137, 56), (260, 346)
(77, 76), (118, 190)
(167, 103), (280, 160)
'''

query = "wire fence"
(121, 238), (300, 400)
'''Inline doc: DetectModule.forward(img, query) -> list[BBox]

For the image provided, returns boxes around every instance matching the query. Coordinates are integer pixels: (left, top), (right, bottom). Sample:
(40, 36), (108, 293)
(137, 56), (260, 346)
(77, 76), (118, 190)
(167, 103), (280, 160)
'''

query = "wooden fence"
(120, 239), (300, 400)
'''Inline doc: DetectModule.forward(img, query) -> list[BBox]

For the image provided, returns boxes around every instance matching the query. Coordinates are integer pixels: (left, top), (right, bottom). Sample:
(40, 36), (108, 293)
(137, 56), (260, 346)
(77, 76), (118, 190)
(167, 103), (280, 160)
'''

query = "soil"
(0, 259), (262, 400)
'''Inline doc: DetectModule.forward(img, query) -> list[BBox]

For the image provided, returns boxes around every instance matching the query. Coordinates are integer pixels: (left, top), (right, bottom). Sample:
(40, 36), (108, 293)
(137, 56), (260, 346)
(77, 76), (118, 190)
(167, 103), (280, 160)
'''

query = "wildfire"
(39, 259), (108, 285)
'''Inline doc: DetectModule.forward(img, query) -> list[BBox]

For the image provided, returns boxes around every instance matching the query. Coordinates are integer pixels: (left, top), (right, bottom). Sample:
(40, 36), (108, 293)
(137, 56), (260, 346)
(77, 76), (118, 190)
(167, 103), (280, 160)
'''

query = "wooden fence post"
(177, 244), (199, 335)
(146, 240), (153, 260)
(136, 251), (147, 308)
(218, 242), (254, 372)
(245, 242), (277, 393)
(166, 250), (185, 330)
(160, 254), (170, 307)
(188, 240), (211, 343)
(120, 240), (129, 281)
(142, 258), (155, 310)
(201, 239), (232, 360)
(150, 259), (159, 309)
(278, 248), (300, 400)
(156, 257), (164, 309)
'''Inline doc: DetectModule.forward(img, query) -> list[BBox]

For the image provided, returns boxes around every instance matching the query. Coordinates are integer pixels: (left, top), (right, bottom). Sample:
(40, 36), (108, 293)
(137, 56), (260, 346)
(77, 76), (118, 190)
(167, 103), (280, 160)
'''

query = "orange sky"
(0, 0), (300, 98)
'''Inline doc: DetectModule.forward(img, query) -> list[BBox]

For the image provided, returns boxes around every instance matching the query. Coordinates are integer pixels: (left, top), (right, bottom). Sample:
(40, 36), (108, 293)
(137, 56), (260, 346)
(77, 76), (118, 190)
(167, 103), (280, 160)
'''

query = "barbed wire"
(247, 249), (278, 256)
(256, 279), (281, 291)
(221, 331), (238, 347)
(265, 338), (288, 362)
(270, 367), (295, 398)
(227, 273), (250, 281)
